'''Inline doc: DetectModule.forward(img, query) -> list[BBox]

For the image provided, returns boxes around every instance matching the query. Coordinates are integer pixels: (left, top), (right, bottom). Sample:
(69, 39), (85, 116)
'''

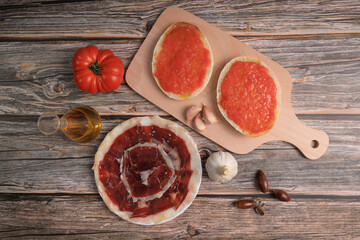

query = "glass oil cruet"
(37, 106), (102, 143)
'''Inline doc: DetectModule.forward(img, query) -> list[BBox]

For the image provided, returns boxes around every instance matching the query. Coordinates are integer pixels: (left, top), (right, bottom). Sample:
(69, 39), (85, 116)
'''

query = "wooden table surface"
(1, 0), (359, 239)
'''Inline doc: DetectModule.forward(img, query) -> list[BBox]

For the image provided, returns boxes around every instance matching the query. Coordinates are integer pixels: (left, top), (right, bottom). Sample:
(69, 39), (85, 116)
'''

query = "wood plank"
(1, 0), (360, 40)
(0, 38), (359, 115)
(0, 0), (73, 7)
(0, 116), (359, 195)
(0, 194), (359, 239)
(1, 114), (357, 159)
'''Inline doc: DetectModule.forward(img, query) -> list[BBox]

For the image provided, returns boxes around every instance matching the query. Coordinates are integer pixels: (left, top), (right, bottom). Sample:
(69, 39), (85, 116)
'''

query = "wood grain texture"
(0, 194), (359, 239)
(0, 37), (359, 115)
(0, 0), (360, 40)
(0, 1), (360, 238)
(0, 116), (359, 195)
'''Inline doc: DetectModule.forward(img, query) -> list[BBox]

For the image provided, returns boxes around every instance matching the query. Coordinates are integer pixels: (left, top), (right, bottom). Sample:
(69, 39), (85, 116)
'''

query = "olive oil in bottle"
(38, 106), (102, 143)
(61, 106), (102, 143)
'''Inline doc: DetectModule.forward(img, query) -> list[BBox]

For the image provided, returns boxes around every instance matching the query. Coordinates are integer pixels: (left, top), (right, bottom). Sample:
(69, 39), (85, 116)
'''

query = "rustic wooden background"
(0, 0), (359, 239)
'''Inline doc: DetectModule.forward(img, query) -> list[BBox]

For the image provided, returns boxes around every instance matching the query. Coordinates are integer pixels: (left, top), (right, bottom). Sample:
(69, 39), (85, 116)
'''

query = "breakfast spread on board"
(93, 116), (201, 225)
(127, 7), (328, 160)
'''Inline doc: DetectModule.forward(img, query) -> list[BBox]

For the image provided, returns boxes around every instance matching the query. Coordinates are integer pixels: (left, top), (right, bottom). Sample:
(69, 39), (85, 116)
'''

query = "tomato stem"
(89, 54), (101, 75)
(89, 62), (101, 75)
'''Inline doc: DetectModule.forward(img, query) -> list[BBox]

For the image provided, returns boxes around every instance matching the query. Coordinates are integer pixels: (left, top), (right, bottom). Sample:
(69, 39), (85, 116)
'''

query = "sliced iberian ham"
(93, 116), (202, 225)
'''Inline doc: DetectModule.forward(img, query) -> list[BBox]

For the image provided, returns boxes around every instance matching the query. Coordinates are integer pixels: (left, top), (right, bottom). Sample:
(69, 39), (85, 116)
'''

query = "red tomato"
(72, 45), (124, 93)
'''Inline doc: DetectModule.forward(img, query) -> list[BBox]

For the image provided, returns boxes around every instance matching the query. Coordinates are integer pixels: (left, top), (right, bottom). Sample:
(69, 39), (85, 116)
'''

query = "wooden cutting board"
(126, 7), (329, 160)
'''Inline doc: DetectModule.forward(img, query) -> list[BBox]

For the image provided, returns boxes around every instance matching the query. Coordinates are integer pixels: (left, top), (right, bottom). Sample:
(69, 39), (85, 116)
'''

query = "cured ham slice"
(93, 116), (201, 225)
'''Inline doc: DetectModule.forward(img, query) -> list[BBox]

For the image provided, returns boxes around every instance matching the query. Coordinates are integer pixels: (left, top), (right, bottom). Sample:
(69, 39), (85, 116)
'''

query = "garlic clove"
(194, 114), (206, 131)
(202, 105), (218, 124)
(205, 151), (238, 183)
(186, 105), (202, 123)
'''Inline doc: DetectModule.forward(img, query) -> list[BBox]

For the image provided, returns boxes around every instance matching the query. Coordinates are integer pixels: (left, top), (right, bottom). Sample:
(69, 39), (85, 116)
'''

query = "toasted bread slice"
(217, 56), (281, 137)
(152, 22), (213, 100)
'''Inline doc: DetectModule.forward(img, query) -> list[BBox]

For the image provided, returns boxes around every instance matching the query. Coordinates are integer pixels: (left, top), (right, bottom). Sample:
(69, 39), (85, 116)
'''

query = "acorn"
(273, 189), (291, 202)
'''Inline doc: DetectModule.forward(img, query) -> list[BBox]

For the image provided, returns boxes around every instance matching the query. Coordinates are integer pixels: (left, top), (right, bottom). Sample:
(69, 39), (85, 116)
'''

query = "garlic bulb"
(205, 151), (238, 183)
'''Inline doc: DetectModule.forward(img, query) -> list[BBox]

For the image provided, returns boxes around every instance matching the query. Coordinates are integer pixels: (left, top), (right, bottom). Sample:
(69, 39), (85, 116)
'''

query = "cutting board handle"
(279, 111), (329, 160)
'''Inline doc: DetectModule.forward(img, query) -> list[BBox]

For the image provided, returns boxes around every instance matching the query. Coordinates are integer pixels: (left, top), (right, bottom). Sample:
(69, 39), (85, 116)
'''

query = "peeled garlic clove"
(194, 114), (206, 131)
(186, 106), (202, 122)
(205, 151), (238, 183)
(202, 105), (218, 124)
